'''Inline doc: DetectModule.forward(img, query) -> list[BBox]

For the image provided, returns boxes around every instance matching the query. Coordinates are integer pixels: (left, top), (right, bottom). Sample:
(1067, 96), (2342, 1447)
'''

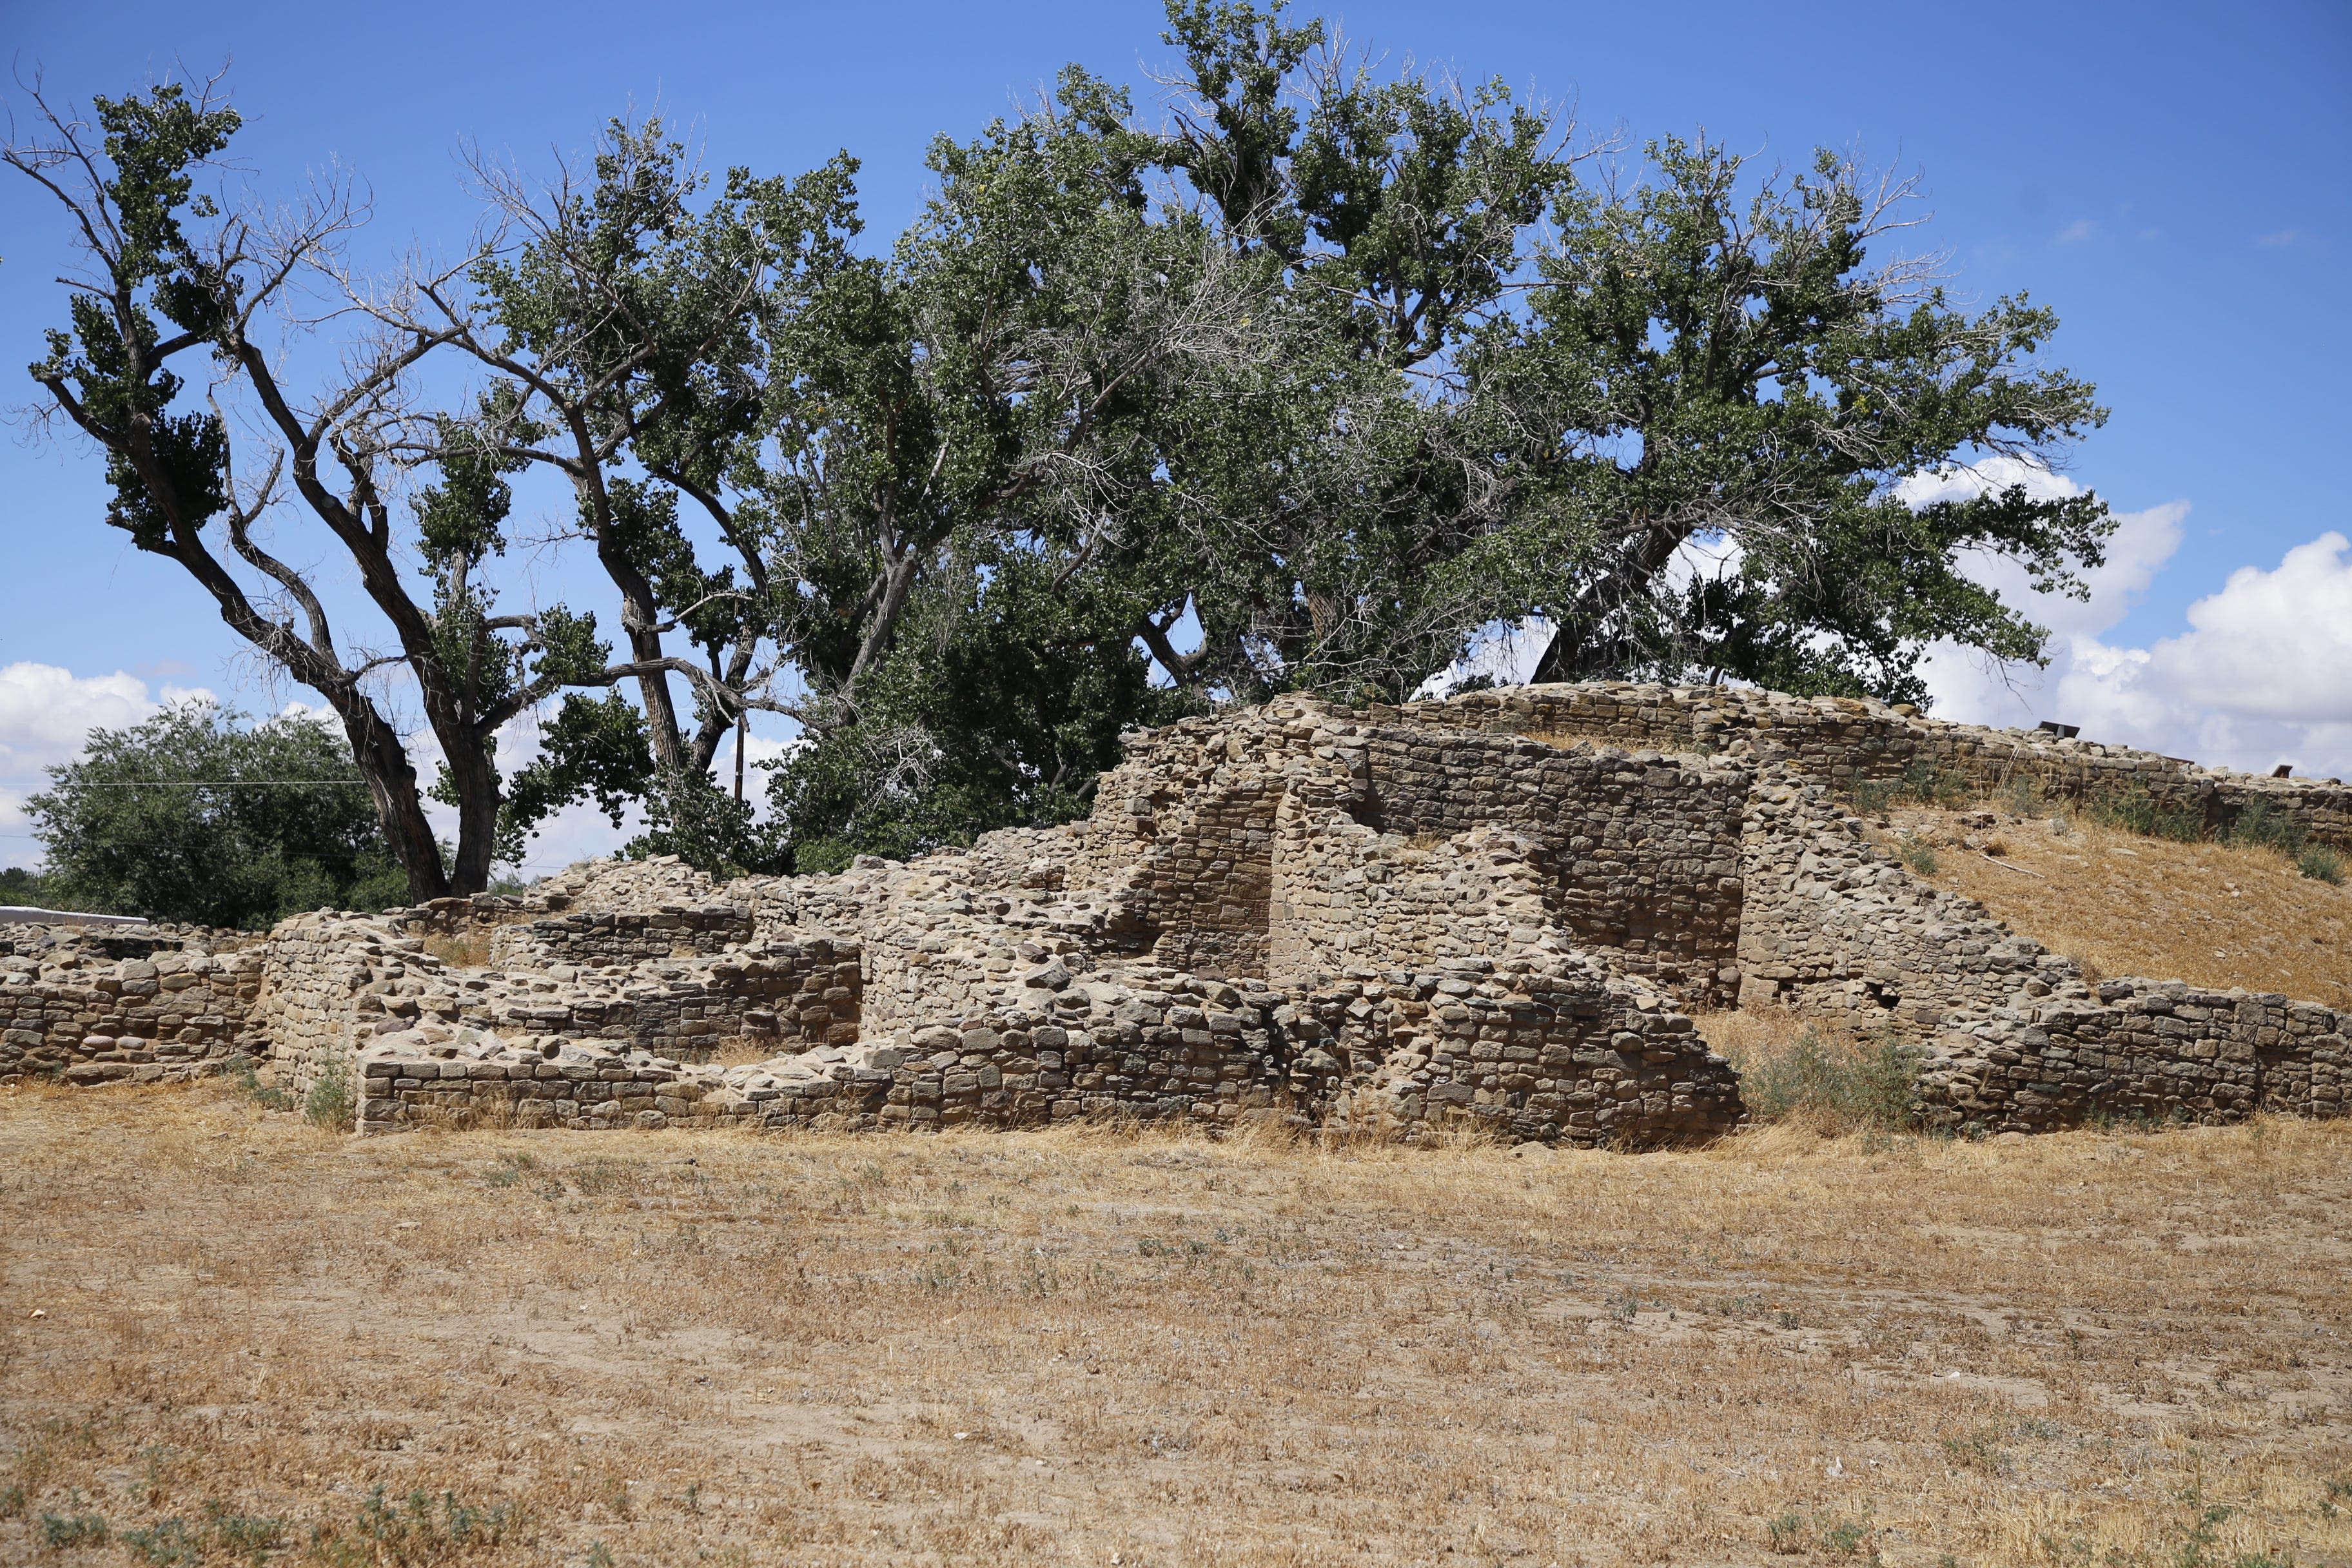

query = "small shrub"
(305, 1052), (355, 1131)
(0, 1482), (23, 1518)
(224, 1054), (293, 1112)
(1850, 778), (1896, 818)
(120, 1517), (201, 1567)
(1942, 1431), (2011, 1476)
(2088, 786), (2205, 843)
(1820, 1517), (1872, 1556)
(1995, 774), (2044, 816)
(2224, 796), (2305, 855)
(1896, 838), (1939, 875)
(1767, 1512), (1807, 1553)
(308, 1485), (517, 1567)
(1740, 1029), (1921, 1134)
(41, 1508), (110, 1547)
(2298, 845), (2345, 885)
(1902, 760), (1970, 808)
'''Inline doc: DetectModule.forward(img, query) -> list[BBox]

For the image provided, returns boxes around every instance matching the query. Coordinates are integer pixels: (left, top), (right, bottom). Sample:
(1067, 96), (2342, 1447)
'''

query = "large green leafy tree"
(1035, 3), (2113, 707)
(25, 703), (407, 928)
(3, 79), (708, 900)
(1487, 139), (2113, 702)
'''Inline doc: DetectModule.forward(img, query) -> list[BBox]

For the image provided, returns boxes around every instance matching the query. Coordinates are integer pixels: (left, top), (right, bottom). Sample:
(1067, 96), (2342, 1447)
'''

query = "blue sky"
(3, 0), (2348, 867)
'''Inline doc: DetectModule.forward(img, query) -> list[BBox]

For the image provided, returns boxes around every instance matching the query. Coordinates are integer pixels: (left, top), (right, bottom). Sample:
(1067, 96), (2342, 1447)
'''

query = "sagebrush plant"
(2299, 845), (2346, 885)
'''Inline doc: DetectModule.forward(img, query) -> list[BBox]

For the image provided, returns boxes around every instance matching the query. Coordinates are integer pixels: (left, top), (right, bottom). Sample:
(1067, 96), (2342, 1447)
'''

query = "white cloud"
(2054, 219), (2099, 246)
(0, 662), (217, 868)
(1915, 462), (2352, 780)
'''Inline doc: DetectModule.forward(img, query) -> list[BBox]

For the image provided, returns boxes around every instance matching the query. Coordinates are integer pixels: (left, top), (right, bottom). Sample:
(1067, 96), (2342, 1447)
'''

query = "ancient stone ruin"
(5, 683), (2347, 1142)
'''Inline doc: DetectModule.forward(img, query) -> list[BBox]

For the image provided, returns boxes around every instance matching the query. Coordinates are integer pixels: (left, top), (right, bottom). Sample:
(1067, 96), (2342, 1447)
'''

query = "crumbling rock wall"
(14, 680), (2344, 1143)
(0, 924), (264, 1084)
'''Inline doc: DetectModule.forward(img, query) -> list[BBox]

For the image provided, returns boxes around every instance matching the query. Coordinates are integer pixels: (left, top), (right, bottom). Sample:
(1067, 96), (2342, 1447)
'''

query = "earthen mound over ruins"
(5, 683), (2346, 1142)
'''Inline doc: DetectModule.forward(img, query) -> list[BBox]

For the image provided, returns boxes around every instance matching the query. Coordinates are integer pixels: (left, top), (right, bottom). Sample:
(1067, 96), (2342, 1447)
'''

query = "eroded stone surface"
(7, 680), (2344, 1139)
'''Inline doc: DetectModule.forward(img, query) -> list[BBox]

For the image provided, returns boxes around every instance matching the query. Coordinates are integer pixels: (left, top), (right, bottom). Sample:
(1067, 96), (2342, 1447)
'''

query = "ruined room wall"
(1916, 984), (2348, 1133)
(1266, 794), (1558, 984)
(1400, 683), (2352, 854)
(1286, 961), (1746, 1147)
(1734, 769), (2076, 1032)
(251, 907), (863, 1126)
(0, 928), (264, 1085)
(1360, 734), (1747, 1004)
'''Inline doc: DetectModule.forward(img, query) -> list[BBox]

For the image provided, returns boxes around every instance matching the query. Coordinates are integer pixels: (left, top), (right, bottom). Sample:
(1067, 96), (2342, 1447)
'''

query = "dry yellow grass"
(5, 1079), (2349, 1565)
(1877, 805), (2352, 1008)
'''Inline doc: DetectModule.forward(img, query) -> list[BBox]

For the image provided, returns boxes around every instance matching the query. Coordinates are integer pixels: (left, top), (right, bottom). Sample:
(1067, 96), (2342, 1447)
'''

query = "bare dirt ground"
(4, 1081), (2349, 1566)
(1873, 805), (2352, 1010)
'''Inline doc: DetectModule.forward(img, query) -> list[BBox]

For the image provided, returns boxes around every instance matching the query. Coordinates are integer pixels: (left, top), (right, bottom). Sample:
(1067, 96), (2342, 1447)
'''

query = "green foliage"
(2086, 786), (2206, 843)
(41, 1507), (110, 1547)
(765, 550), (1205, 867)
(1900, 760), (1972, 809)
(2299, 845), (2346, 885)
(1895, 838), (1939, 876)
(120, 1501), (284, 1567)
(0, 866), (52, 906)
(21, 83), (242, 554)
(624, 768), (777, 879)
(1494, 133), (2110, 704)
(304, 1052), (355, 1130)
(224, 1054), (294, 1111)
(306, 1485), (517, 1567)
(24, 702), (406, 928)
(1740, 1029), (1921, 1133)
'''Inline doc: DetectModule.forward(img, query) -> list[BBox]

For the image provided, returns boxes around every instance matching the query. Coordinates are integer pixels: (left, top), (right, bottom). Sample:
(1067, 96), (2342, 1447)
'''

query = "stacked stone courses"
(9, 680), (2343, 1142)
(0, 925), (264, 1084)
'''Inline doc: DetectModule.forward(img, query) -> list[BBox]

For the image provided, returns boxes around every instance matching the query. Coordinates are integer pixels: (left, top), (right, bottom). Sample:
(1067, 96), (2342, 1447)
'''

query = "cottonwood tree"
(26, 701), (407, 926)
(12, 77), (463, 896)
(1485, 137), (2114, 702)
(1078, 1), (1589, 702)
(1037, 1), (2113, 707)
(6, 80), (849, 895)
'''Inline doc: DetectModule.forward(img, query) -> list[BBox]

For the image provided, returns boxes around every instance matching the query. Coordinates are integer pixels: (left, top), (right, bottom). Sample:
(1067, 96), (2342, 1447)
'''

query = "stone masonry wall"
(1378, 683), (2352, 854)
(1917, 983), (2348, 1133)
(34, 680), (2344, 1146)
(1736, 767), (2077, 1031)
(0, 927), (264, 1086)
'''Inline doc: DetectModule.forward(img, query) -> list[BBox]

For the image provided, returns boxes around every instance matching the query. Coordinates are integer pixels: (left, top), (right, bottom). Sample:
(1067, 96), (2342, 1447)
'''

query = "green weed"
(1896, 838), (1939, 874)
(306, 1485), (517, 1567)
(304, 1051), (355, 1130)
(2298, 845), (2345, 885)
(41, 1507), (110, 1547)
(1740, 1029), (1921, 1133)
(223, 1054), (292, 1111)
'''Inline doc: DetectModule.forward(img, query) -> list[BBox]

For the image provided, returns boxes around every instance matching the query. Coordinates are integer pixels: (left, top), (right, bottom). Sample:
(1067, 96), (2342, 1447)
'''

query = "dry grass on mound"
(1874, 805), (2352, 1008)
(5, 1079), (2349, 1567)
